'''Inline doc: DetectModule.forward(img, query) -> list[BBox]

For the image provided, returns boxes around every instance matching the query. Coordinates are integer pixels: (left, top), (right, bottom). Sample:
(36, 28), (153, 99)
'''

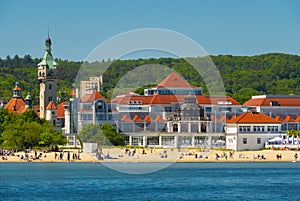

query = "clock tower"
(38, 36), (58, 119)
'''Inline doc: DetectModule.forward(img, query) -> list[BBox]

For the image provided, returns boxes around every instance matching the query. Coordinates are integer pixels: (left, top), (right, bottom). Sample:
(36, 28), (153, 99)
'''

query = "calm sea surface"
(0, 162), (299, 201)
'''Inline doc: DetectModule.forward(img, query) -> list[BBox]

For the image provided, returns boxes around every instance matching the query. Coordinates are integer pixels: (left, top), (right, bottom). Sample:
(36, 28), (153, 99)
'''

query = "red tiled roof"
(229, 116), (237, 122)
(57, 101), (68, 118)
(156, 72), (192, 88)
(132, 115), (144, 123)
(243, 96), (300, 106)
(284, 116), (296, 122)
(4, 97), (26, 114)
(112, 93), (240, 106)
(112, 95), (153, 105)
(46, 101), (57, 110)
(81, 90), (105, 103)
(120, 115), (132, 122)
(144, 115), (152, 123)
(274, 116), (284, 122)
(227, 112), (281, 124)
(12, 86), (22, 91)
(295, 116), (300, 122)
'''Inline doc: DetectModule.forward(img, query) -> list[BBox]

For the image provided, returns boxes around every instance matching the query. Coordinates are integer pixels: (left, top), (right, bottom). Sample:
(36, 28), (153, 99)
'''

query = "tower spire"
(38, 35), (58, 119)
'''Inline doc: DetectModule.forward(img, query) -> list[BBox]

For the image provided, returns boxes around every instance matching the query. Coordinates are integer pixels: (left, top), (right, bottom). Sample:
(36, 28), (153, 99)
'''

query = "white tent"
(268, 137), (282, 143)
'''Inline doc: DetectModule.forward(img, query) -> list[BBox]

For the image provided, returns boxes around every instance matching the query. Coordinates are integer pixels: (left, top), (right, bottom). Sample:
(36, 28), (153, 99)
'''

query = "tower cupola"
(12, 82), (22, 98)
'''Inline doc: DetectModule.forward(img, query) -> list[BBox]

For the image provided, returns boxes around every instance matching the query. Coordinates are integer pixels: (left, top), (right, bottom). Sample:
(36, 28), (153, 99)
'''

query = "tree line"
(1, 53), (300, 104)
(0, 109), (67, 150)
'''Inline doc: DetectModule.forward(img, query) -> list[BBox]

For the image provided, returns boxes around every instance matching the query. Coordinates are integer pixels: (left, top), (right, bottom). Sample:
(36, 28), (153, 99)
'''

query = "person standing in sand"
(294, 153), (298, 160)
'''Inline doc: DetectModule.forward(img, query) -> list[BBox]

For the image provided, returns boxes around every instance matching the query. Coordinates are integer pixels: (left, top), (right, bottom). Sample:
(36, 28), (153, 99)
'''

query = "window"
(239, 126), (250, 132)
(49, 84), (52, 90)
(257, 138), (261, 144)
(267, 126), (279, 132)
(48, 96), (52, 102)
(243, 138), (247, 144)
(165, 107), (172, 112)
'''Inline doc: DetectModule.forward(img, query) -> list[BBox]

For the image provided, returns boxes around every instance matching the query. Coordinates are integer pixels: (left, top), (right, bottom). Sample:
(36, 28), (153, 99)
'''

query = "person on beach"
(294, 153), (298, 160)
(78, 150), (81, 160)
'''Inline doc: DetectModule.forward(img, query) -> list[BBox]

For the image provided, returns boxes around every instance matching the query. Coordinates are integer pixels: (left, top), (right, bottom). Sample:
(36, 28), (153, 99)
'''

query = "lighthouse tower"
(38, 36), (58, 119)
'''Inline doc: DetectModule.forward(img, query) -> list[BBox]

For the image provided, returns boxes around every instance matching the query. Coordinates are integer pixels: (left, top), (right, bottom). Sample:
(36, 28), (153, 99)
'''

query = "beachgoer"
(215, 153), (219, 161)
(294, 153), (298, 160)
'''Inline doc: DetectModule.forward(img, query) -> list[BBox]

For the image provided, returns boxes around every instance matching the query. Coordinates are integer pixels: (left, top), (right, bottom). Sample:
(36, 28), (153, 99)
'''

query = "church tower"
(38, 36), (58, 119)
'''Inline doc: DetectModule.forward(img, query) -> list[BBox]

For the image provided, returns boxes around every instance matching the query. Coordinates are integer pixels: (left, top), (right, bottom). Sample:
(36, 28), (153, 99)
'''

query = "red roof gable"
(12, 86), (22, 91)
(156, 72), (192, 88)
(57, 101), (68, 118)
(144, 115), (152, 123)
(120, 115), (132, 122)
(4, 97), (26, 114)
(275, 116), (284, 122)
(284, 116), (296, 122)
(46, 101), (57, 110)
(81, 90), (105, 103)
(227, 112), (281, 124)
(132, 115), (144, 123)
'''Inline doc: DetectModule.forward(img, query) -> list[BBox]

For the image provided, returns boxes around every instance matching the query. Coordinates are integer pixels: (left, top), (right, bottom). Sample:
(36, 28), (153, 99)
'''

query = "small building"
(4, 82), (33, 114)
(80, 76), (103, 97)
(225, 111), (282, 150)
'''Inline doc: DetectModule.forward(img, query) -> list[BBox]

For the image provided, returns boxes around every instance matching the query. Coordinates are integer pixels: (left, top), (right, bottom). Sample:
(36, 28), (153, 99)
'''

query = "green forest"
(0, 109), (67, 150)
(1, 53), (300, 104)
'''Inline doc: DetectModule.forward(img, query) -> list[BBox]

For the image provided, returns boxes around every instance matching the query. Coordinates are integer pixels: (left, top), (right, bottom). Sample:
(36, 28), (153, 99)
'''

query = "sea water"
(0, 162), (299, 201)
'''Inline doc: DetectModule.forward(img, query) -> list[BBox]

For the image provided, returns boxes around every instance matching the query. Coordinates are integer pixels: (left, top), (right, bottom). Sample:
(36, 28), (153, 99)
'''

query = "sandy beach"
(1, 148), (299, 163)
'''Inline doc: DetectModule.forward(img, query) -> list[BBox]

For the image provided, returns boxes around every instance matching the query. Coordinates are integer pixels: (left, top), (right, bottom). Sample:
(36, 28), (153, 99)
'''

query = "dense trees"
(0, 109), (67, 150)
(1, 53), (300, 104)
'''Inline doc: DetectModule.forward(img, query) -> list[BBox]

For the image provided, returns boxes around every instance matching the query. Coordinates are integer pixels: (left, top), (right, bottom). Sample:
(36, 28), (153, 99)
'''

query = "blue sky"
(0, 0), (300, 61)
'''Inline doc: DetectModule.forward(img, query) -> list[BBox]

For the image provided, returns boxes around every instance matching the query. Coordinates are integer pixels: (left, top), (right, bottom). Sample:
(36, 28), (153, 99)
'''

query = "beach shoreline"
(0, 148), (299, 163)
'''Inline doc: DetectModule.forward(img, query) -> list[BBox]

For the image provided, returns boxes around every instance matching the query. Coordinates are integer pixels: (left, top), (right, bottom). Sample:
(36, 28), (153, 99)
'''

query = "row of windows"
(239, 126), (279, 133)
(157, 89), (202, 95)
(239, 126), (250, 132)
(253, 126), (265, 132)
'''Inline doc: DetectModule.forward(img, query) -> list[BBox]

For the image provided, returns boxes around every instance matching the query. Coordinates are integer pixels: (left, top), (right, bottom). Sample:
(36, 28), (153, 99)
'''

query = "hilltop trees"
(1, 53), (300, 104)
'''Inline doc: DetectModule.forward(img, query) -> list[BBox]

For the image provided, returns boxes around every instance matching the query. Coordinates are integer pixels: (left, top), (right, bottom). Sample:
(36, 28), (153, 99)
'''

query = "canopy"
(268, 137), (282, 143)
